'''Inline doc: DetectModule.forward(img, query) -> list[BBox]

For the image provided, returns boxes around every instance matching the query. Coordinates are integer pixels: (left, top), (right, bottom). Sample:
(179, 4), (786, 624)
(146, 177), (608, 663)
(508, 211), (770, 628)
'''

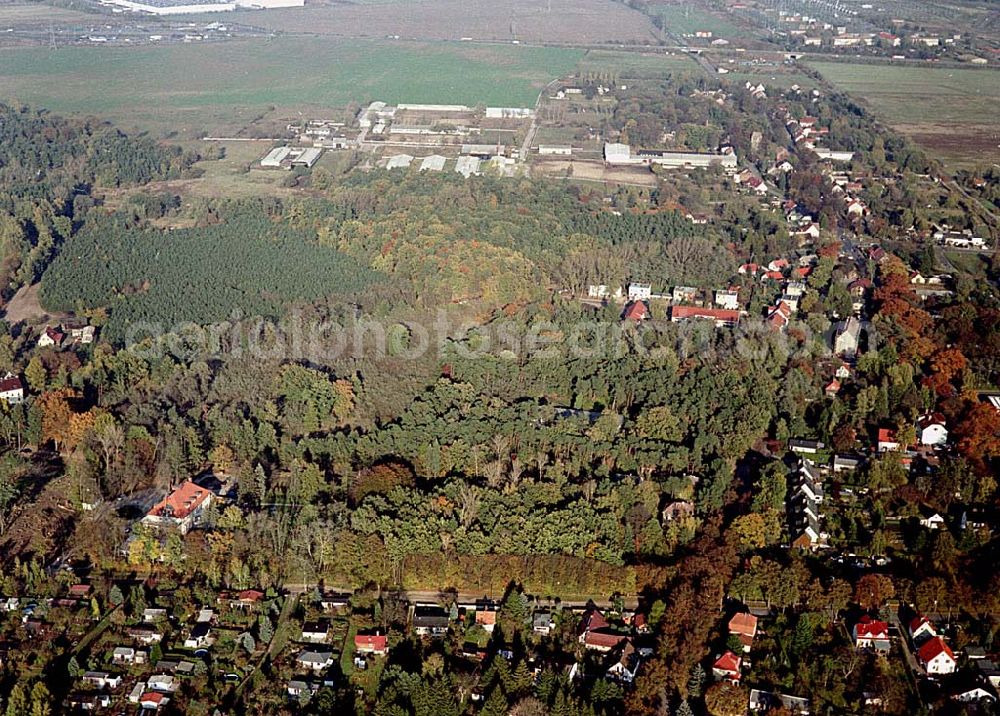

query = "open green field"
(577, 49), (698, 79)
(0, 38), (582, 136)
(809, 61), (1000, 168)
(648, 3), (749, 37)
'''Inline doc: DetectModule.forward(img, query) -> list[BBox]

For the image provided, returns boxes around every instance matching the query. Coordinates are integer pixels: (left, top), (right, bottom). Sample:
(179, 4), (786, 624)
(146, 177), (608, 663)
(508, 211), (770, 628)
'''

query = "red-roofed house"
(580, 606), (610, 634)
(738, 262), (759, 275)
(68, 584), (92, 599)
(623, 301), (649, 322)
(0, 373), (24, 405)
(909, 616), (936, 643)
(825, 379), (841, 396)
(475, 609), (498, 632)
(236, 589), (265, 606)
(728, 613), (758, 652)
(877, 428), (901, 453)
(142, 480), (214, 534)
(355, 632), (388, 655)
(670, 306), (743, 327)
(918, 637), (956, 674)
(853, 616), (890, 653)
(767, 301), (793, 331)
(578, 605), (625, 652)
(140, 692), (168, 710)
(712, 651), (742, 682)
(38, 326), (64, 349)
(582, 630), (628, 652)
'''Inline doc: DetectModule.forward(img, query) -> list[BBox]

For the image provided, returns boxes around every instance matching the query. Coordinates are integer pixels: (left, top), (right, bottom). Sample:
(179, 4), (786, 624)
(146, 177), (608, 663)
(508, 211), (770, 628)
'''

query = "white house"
(0, 374), (24, 405)
(146, 675), (178, 693)
(301, 621), (330, 643)
(672, 286), (699, 304)
(296, 649), (335, 671)
(918, 414), (948, 446)
(588, 285), (610, 299)
(918, 637), (956, 675)
(714, 290), (739, 310)
(909, 616), (936, 643)
(82, 672), (122, 690)
(628, 283), (652, 301)
(183, 623), (211, 649)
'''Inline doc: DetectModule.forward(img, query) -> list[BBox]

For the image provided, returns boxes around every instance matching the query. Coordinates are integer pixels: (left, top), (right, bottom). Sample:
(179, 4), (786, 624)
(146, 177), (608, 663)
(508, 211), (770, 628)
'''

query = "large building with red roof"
(670, 305), (744, 327)
(142, 480), (214, 534)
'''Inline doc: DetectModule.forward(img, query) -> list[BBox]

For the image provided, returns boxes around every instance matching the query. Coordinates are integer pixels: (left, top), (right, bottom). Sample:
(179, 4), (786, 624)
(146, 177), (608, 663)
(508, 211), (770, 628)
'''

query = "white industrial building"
(397, 103), (470, 112)
(386, 154), (414, 170)
(260, 146), (322, 170)
(604, 143), (632, 163)
(813, 148), (855, 162)
(419, 155), (447, 172)
(461, 144), (506, 158)
(291, 147), (322, 168)
(260, 147), (291, 168)
(455, 156), (482, 178)
(637, 149), (738, 170)
(539, 145), (572, 156)
(485, 107), (534, 119)
(604, 142), (738, 170)
(101, 0), (301, 14)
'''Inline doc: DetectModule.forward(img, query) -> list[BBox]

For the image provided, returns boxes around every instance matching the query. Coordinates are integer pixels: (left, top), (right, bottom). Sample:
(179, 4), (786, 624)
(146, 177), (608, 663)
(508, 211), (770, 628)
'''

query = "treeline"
(39, 203), (380, 343)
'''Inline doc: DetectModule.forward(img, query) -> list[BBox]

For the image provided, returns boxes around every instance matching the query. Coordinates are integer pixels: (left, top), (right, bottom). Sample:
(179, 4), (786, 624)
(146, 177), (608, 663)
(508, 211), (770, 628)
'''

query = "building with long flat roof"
(102, 0), (302, 13)
(261, 147), (291, 168)
(419, 155), (447, 172)
(291, 147), (323, 168)
(386, 154), (414, 170)
(455, 156), (482, 178)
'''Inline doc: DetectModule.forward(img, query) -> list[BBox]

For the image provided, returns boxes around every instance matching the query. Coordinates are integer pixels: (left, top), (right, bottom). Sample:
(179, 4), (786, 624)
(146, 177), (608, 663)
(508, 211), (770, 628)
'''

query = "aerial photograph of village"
(0, 0), (997, 713)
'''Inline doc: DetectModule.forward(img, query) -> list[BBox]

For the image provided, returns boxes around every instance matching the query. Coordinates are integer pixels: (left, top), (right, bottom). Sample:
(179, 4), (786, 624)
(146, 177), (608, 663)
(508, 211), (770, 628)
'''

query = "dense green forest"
(0, 103), (199, 294)
(40, 205), (381, 342)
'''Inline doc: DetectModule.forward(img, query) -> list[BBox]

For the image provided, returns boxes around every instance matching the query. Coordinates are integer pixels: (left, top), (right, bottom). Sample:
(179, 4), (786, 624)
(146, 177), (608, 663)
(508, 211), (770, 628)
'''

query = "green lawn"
(0, 38), (581, 136)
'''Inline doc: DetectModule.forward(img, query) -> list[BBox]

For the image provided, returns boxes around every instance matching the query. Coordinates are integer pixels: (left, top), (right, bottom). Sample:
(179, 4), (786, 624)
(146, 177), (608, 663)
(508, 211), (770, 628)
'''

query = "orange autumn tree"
(36, 389), (78, 452)
(924, 348), (968, 396)
(953, 400), (1000, 474)
(873, 259), (936, 361)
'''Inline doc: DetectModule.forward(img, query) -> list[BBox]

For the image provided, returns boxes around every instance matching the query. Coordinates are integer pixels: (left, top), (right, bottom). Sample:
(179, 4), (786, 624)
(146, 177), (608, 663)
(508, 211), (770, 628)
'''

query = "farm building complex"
(100, 0), (302, 14)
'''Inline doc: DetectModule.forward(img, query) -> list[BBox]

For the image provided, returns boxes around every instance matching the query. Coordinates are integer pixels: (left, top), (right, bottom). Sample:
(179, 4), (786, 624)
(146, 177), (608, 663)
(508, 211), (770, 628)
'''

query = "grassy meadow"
(0, 38), (582, 136)
(809, 61), (1000, 168)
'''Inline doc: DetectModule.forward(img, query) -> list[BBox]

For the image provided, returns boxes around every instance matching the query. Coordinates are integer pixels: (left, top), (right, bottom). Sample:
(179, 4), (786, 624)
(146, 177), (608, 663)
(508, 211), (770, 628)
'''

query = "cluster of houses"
(607, 282), (748, 328)
(851, 610), (1000, 703)
(285, 598), (656, 700)
(3, 581), (278, 712)
(37, 322), (96, 349)
(933, 225), (990, 251)
(710, 609), (813, 714)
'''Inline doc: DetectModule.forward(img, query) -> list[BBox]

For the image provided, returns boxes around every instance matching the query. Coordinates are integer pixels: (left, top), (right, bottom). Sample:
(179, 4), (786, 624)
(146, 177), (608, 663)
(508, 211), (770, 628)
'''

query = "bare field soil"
(533, 158), (659, 186)
(808, 61), (1000, 168)
(0, 2), (98, 24)
(903, 123), (1000, 171)
(212, 0), (660, 44)
(2, 282), (63, 325)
